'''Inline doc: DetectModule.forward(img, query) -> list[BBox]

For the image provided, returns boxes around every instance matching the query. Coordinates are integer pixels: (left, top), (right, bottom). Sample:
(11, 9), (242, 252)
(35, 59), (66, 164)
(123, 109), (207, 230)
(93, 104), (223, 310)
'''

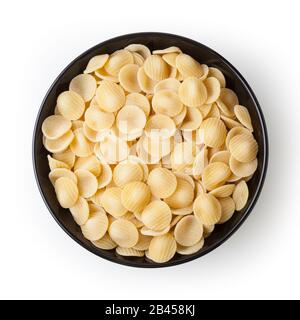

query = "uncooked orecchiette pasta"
(42, 43), (258, 263)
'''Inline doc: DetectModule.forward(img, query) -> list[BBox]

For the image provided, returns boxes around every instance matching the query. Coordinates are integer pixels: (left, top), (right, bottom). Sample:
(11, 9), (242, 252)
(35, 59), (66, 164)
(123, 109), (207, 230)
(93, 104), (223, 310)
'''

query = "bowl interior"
(33, 33), (268, 268)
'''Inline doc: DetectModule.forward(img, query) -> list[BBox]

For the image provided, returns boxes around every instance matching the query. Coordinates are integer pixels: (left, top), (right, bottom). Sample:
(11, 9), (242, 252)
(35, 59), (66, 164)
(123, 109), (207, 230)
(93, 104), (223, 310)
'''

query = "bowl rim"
(32, 32), (269, 268)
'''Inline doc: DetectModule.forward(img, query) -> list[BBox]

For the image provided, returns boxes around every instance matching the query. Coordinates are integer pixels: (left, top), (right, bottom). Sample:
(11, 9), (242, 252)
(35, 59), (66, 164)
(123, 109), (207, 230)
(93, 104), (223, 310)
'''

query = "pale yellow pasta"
(193, 193), (221, 225)
(147, 233), (177, 263)
(145, 114), (176, 140)
(172, 205), (194, 216)
(57, 91), (85, 121)
(119, 64), (141, 93)
(162, 52), (179, 67)
(192, 147), (208, 177)
(153, 47), (182, 55)
(81, 209), (108, 241)
(144, 55), (170, 81)
(171, 141), (197, 171)
(199, 64), (209, 81)
(154, 78), (180, 93)
(116, 247), (144, 257)
(132, 52), (145, 66)
(233, 180), (249, 211)
(89, 188), (105, 206)
(116, 104), (146, 136)
(70, 196), (90, 226)
(92, 233), (117, 250)
(47, 155), (69, 171)
(208, 67), (226, 88)
(89, 203), (103, 213)
(69, 74), (97, 102)
(130, 217), (144, 229)
(97, 162), (112, 188)
(152, 89), (183, 117)
(234, 105), (253, 132)
(125, 44), (151, 59)
(204, 77), (221, 104)
(42, 44), (259, 263)
(170, 215), (184, 228)
(70, 128), (94, 157)
(216, 100), (234, 118)
(98, 135), (129, 163)
(221, 115), (243, 129)
(203, 224), (215, 238)
(54, 177), (79, 209)
(198, 103), (212, 118)
(219, 88), (239, 111)
(140, 135), (173, 160)
(202, 162), (232, 191)
(205, 104), (221, 120)
(84, 106), (115, 131)
(174, 172), (195, 189)
(113, 161), (144, 187)
(174, 215), (203, 246)
(42, 115), (72, 140)
(125, 92), (151, 116)
(84, 54), (109, 74)
(229, 156), (258, 178)
(75, 169), (98, 198)
(178, 77), (207, 107)
(82, 122), (98, 143)
(180, 107), (203, 130)
(176, 54), (203, 79)
(229, 133), (258, 163)
(121, 181), (151, 212)
(95, 80), (125, 112)
(165, 178), (194, 209)
(95, 68), (118, 82)
(181, 129), (202, 145)
(225, 126), (252, 149)
(104, 49), (134, 76)
(74, 155), (102, 177)
(72, 120), (84, 130)
(44, 130), (74, 153)
(140, 226), (170, 237)
(141, 200), (172, 231)
(147, 167), (177, 199)
(200, 117), (227, 148)
(133, 234), (152, 251)
(101, 187), (128, 217)
(209, 184), (235, 198)
(176, 238), (204, 255)
(109, 219), (139, 248)
(209, 150), (231, 165)
(53, 148), (75, 168)
(49, 168), (77, 185)
(195, 181), (206, 197)
(172, 106), (187, 127)
(137, 67), (157, 94)
(127, 155), (149, 181)
(217, 197), (236, 224)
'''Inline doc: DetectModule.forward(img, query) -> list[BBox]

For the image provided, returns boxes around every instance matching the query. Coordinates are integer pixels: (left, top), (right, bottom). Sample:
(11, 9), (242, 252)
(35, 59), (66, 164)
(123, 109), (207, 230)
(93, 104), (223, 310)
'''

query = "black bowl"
(33, 32), (268, 268)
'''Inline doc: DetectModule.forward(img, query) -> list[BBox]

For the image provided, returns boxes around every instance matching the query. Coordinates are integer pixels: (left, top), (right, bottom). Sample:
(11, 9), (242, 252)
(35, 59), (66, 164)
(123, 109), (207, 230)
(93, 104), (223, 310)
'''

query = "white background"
(1, 0), (299, 300)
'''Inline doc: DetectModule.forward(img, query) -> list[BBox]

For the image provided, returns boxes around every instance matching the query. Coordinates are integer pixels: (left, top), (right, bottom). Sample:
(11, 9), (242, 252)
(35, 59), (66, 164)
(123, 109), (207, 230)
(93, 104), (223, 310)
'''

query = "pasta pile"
(41, 44), (258, 263)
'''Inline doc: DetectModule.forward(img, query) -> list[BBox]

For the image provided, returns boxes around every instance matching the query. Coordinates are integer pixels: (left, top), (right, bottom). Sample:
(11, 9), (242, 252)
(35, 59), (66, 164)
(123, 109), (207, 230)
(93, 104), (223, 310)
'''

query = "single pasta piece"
(121, 181), (151, 212)
(141, 200), (172, 231)
(147, 233), (177, 263)
(193, 193), (222, 225)
(147, 167), (177, 199)
(109, 219), (139, 248)
(54, 177), (79, 209)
